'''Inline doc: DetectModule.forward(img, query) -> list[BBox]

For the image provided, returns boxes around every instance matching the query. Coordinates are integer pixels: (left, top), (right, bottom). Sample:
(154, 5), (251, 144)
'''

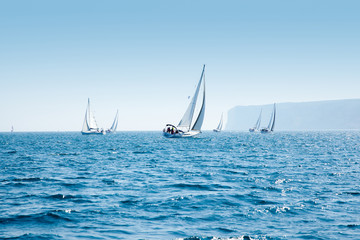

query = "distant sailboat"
(106, 110), (119, 134)
(163, 65), (206, 138)
(11, 126), (14, 133)
(213, 113), (223, 132)
(249, 109), (262, 132)
(81, 98), (106, 135)
(260, 103), (276, 133)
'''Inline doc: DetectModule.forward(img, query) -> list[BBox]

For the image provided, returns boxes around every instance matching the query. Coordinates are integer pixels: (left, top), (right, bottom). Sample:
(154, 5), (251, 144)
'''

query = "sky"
(0, 0), (359, 131)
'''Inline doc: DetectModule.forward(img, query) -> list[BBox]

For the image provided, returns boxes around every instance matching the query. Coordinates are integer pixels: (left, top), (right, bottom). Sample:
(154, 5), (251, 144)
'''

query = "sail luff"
(191, 67), (206, 131)
(178, 65), (205, 130)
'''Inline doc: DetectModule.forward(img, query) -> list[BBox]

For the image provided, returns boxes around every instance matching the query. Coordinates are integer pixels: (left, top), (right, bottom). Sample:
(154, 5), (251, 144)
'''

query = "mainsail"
(178, 65), (206, 132)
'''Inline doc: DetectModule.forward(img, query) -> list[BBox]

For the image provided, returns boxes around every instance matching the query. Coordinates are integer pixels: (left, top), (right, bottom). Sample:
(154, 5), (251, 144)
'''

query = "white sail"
(82, 110), (89, 132)
(255, 109), (262, 130)
(87, 100), (98, 130)
(217, 113), (223, 130)
(82, 99), (91, 132)
(270, 104), (276, 132)
(178, 65), (205, 131)
(267, 107), (274, 129)
(191, 78), (205, 131)
(109, 110), (119, 132)
(214, 113), (223, 131)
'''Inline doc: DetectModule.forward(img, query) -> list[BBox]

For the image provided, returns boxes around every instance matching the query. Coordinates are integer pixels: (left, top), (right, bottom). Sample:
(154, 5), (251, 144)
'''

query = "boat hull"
(81, 131), (106, 135)
(260, 128), (272, 134)
(213, 129), (221, 132)
(163, 131), (200, 138)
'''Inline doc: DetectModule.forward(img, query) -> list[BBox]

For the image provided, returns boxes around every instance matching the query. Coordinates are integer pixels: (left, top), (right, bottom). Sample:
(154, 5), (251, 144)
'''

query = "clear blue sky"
(1, 0), (359, 131)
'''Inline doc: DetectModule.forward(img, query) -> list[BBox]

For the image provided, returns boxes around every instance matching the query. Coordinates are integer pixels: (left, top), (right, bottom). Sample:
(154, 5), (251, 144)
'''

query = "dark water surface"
(0, 131), (359, 239)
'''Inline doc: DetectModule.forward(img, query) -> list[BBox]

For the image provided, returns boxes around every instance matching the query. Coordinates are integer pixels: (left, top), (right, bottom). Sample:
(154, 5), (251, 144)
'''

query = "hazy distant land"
(226, 99), (360, 131)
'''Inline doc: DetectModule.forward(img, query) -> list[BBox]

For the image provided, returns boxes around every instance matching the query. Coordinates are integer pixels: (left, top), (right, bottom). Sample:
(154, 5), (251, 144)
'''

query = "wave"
(170, 183), (213, 191)
(2, 233), (62, 240)
(345, 192), (360, 196)
(45, 194), (92, 203)
(12, 177), (41, 182)
(177, 236), (267, 240)
(132, 150), (153, 154)
(55, 152), (80, 156)
(0, 210), (75, 225)
(6, 150), (17, 154)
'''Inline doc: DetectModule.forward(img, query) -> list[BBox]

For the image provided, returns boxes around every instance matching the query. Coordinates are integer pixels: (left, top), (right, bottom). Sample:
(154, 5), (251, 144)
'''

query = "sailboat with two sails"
(106, 110), (119, 134)
(163, 65), (206, 138)
(81, 98), (106, 135)
(249, 109), (262, 132)
(213, 113), (223, 132)
(260, 103), (276, 133)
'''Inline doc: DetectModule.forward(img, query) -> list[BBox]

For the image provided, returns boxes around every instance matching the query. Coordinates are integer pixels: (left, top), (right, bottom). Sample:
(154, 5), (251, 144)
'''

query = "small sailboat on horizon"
(260, 103), (276, 133)
(163, 65), (206, 138)
(213, 113), (223, 132)
(249, 109), (262, 132)
(81, 98), (106, 135)
(106, 110), (119, 134)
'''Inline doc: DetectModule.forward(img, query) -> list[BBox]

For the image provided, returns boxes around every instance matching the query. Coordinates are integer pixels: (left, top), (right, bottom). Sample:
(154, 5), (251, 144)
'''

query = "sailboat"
(11, 126), (14, 133)
(213, 113), (223, 132)
(163, 65), (206, 138)
(249, 109), (262, 132)
(81, 98), (106, 135)
(260, 103), (276, 133)
(106, 110), (119, 134)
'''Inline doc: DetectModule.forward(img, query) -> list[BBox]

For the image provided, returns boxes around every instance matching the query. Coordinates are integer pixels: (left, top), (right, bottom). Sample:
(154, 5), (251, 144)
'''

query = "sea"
(0, 131), (359, 240)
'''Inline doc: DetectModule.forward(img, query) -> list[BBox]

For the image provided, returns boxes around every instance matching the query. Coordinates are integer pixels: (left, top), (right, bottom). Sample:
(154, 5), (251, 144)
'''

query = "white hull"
(163, 131), (200, 138)
(213, 129), (221, 132)
(260, 128), (272, 134)
(81, 130), (106, 135)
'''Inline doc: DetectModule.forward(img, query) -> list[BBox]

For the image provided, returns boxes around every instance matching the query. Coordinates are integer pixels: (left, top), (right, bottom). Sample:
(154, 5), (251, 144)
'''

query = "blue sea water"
(0, 131), (359, 240)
